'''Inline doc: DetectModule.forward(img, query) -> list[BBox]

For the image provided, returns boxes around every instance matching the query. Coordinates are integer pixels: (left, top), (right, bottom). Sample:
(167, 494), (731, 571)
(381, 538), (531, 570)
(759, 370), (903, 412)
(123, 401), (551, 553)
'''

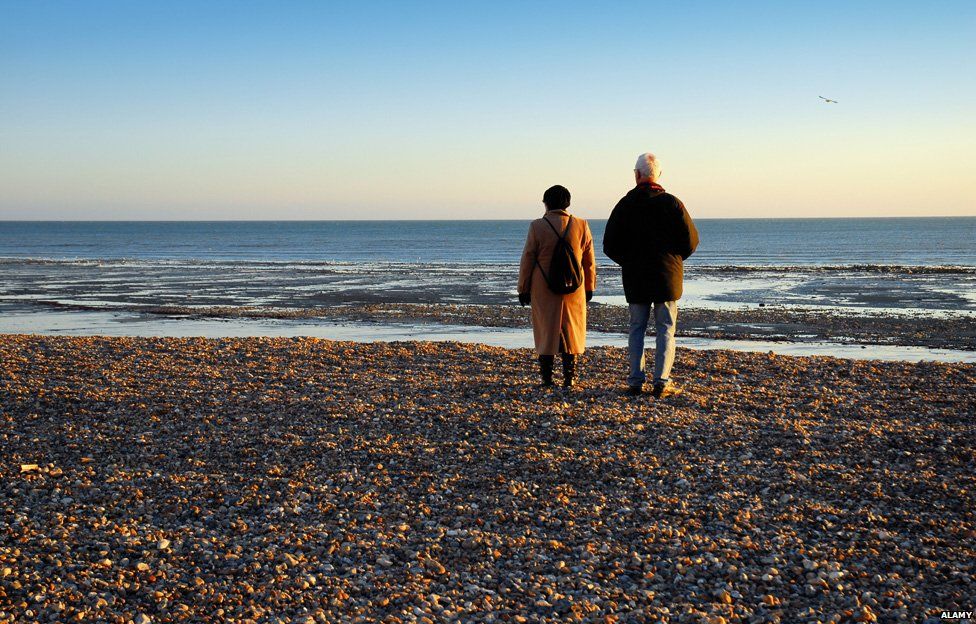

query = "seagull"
(819, 96), (838, 103)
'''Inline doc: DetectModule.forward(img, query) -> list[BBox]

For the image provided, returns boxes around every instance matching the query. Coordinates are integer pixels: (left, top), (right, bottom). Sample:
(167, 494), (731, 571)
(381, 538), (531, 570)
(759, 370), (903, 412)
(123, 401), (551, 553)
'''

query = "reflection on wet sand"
(4, 308), (974, 363)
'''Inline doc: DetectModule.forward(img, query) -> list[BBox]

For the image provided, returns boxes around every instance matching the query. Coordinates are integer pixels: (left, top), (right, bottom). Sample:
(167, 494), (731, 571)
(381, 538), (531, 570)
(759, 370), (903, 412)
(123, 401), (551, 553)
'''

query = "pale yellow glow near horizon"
(0, 118), (972, 220)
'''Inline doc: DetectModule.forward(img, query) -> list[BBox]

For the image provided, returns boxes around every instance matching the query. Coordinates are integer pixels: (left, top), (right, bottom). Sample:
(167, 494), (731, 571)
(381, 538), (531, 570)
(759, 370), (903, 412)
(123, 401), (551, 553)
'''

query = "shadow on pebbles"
(1, 336), (973, 624)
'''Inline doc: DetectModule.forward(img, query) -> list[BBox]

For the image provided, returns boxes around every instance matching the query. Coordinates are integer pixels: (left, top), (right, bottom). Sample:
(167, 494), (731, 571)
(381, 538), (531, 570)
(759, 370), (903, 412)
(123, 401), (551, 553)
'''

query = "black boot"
(562, 354), (577, 388)
(538, 355), (555, 387)
(539, 355), (556, 387)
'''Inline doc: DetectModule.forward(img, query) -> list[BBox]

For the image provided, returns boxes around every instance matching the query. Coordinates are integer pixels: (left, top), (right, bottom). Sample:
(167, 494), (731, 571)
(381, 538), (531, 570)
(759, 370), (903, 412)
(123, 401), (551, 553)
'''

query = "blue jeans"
(627, 301), (678, 388)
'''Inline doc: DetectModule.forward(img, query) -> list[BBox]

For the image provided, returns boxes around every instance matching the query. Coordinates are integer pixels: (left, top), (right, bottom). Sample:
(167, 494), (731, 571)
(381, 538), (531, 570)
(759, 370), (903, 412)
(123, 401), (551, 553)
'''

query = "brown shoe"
(623, 385), (642, 397)
(652, 381), (682, 399)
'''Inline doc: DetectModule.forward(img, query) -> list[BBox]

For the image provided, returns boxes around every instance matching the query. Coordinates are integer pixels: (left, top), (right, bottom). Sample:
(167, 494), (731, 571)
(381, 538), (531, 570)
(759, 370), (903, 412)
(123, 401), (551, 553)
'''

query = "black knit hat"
(542, 185), (571, 211)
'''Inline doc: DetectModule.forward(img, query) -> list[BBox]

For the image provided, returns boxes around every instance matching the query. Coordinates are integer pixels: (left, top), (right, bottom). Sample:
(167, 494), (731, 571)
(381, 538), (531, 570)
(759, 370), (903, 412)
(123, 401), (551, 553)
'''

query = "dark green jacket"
(603, 183), (699, 303)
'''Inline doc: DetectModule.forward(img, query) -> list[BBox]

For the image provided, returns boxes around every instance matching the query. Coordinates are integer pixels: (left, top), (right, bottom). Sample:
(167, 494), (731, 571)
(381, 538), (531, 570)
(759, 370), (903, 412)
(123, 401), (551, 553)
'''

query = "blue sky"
(1, 1), (974, 219)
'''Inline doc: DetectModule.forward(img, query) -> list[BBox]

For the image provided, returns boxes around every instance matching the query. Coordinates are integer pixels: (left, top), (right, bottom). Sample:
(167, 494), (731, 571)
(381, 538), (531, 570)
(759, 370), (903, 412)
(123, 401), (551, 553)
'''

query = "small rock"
(423, 558), (446, 575)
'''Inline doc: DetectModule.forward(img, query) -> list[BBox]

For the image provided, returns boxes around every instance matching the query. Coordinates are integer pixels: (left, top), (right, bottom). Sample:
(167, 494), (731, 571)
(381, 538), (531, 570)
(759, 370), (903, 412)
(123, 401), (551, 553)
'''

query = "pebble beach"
(1, 336), (973, 623)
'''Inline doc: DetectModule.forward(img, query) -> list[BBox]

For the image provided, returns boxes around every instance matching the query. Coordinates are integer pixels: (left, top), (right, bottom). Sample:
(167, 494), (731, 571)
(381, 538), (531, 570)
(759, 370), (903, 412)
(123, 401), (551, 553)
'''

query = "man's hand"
(586, 291), (593, 302)
(518, 292), (531, 306)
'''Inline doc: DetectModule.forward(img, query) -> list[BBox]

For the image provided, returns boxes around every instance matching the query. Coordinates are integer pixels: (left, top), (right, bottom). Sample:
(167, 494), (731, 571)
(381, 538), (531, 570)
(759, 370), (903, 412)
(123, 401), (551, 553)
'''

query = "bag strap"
(534, 215), (574, 286)
(542, 214), (572, 241)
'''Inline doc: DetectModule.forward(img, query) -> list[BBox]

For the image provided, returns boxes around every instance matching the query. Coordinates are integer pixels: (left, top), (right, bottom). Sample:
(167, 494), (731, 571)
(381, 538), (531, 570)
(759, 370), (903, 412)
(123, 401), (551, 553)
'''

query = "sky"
(1, 1), (974, 220)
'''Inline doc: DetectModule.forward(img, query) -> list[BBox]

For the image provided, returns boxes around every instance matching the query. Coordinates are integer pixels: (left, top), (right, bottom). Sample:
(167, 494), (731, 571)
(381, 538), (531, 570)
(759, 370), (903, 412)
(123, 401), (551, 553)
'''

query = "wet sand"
(46, 302), (975, 352)
(1, 336), (973, 623)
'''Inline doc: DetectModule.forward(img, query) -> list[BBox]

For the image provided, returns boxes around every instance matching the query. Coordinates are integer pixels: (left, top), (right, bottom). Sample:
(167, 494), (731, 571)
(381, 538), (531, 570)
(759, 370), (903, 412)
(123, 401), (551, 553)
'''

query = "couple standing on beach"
(517, 152), (699, 397)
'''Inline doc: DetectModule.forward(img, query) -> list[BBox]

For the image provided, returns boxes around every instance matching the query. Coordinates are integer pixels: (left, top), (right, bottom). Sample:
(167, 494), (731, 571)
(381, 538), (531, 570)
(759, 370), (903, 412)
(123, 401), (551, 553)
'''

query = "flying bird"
(819, 96), (838, 103)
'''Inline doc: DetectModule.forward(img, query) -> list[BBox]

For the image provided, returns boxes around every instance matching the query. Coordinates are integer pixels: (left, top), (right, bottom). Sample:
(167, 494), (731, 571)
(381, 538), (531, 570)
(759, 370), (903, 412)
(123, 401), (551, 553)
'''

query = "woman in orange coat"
(517, 185), (597, 388)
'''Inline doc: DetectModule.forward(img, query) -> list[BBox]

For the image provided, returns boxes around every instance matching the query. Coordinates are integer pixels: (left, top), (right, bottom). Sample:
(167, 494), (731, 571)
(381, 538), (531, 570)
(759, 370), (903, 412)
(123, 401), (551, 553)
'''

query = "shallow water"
(2, 258), (974, 318)
(3, 219), (974, 345)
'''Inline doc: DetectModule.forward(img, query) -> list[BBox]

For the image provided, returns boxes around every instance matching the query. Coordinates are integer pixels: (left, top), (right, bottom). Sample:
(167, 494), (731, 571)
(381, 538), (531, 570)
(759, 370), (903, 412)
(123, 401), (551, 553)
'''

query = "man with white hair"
(603, 152), (699, 398)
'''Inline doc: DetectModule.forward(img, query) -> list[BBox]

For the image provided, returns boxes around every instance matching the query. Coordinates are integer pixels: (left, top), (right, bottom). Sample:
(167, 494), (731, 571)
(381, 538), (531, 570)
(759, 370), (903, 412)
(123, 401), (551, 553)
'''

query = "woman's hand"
(518, 292), (531, 306)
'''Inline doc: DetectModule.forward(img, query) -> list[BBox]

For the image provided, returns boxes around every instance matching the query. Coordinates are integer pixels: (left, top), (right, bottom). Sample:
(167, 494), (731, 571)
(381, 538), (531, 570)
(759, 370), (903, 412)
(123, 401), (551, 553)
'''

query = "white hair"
(634, 152), (661, 181)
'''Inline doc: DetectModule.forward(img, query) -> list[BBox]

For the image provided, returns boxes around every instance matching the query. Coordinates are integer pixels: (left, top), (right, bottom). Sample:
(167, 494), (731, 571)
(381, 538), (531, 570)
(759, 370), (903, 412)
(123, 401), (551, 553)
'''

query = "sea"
(1, 218), (974, 360)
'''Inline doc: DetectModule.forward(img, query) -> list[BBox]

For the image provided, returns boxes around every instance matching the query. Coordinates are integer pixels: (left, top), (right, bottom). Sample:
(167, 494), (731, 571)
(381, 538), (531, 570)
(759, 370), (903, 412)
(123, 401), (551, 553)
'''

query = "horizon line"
(2, 215), (974, 223)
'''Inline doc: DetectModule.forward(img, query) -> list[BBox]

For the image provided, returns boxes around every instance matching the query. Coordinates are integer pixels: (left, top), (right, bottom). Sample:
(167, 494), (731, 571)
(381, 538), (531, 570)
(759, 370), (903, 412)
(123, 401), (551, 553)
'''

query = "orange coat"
(517, 210), (597, 355)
